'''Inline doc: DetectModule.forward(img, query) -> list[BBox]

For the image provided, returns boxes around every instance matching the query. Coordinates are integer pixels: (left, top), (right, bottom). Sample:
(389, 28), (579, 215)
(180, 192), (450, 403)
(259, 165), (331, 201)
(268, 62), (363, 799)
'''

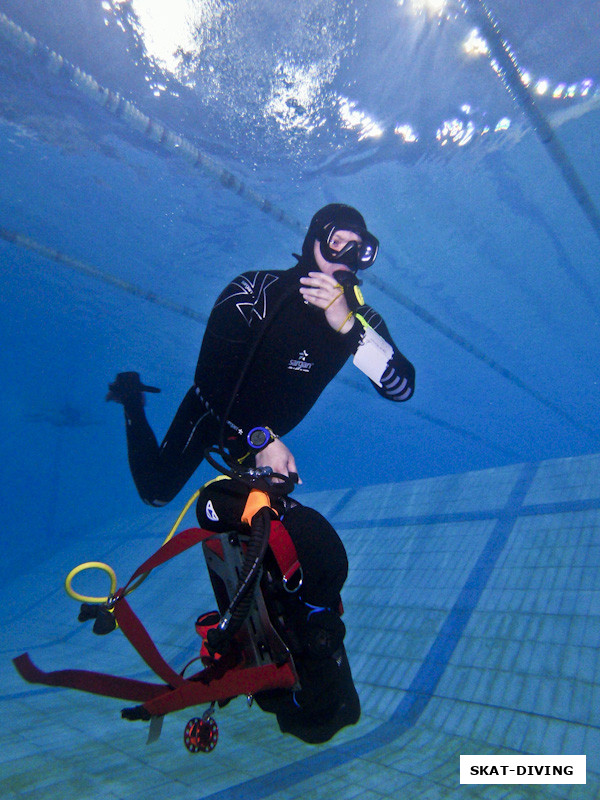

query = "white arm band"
(353, 324), (394, 386)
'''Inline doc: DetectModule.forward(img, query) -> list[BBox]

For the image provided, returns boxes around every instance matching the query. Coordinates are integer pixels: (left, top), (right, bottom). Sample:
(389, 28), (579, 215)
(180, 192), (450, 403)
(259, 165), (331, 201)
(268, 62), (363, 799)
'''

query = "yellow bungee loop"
(64, 489), (201, 605)
(64, 561), (117, 604)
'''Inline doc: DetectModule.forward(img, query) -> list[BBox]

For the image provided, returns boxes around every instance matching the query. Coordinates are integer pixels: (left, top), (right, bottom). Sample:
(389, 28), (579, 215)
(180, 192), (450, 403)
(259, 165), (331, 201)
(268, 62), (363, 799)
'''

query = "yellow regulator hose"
(64, 489), (201, 604)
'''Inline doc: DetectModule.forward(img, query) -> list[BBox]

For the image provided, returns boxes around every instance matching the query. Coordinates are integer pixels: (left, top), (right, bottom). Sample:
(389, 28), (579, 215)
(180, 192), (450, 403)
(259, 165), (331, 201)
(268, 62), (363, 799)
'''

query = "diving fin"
(78, 603), (117, 635)
(106, 371), (161, 406)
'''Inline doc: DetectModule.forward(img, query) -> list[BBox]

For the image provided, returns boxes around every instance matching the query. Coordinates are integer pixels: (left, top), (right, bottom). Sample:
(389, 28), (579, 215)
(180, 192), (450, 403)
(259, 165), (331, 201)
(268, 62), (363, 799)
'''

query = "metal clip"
(283, 567), (303, 594)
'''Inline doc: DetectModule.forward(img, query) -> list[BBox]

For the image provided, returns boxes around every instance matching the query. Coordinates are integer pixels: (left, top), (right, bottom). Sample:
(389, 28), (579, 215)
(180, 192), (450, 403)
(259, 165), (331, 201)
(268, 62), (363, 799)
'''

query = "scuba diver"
(14, 466), (360, 748)
(194, 475), (360, 744)
(107, 203), (415, 505)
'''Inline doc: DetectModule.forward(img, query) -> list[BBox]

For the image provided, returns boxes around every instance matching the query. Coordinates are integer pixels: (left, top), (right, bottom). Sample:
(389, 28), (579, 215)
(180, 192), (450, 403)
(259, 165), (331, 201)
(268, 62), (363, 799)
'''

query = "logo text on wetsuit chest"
(288, 350), (314, 373)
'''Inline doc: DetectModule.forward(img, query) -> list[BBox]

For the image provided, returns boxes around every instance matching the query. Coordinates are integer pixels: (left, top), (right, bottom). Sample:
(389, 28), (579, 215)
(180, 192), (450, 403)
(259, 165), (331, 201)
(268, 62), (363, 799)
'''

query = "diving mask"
(318, 222), (379, 271)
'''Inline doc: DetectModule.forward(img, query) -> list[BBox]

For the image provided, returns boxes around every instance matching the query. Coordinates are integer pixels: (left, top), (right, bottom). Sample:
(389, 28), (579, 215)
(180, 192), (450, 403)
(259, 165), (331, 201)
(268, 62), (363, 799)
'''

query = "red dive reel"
(184, 713), (219, 753)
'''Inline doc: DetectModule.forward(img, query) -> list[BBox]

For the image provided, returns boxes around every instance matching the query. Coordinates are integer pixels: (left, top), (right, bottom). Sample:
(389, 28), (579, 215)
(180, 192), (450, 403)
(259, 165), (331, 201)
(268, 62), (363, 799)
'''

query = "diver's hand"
(300, 272), (356, 334)
(255, 438), (302, 484)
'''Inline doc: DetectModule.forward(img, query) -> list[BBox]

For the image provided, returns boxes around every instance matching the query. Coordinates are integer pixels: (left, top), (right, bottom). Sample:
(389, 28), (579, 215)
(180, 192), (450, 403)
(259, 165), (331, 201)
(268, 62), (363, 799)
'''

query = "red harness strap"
(13, 652), (168, 702)
(142, 661), (297, 717)
(113, 598), (186, 687)
(268, 520), (302, 585)
(119, 527), (216, 594)
(117, 522), (301, 593)
(12, 650), (297, 712)
(13, 523), (302, 711)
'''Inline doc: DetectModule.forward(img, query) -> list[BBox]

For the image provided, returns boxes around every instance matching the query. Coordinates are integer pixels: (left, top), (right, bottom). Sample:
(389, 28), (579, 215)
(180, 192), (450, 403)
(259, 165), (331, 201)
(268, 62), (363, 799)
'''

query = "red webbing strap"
(142, 661), (298, 717)
(119, 523), (300, 594)
(12, 652), (297, 712)
(12, 653), (167, 702)
(14, 525), (300, 707)
(268, 520), (301, 582)
(108, 527), (221, 687)
(112, 597), (186, 688)
(120, 527), (215, 593)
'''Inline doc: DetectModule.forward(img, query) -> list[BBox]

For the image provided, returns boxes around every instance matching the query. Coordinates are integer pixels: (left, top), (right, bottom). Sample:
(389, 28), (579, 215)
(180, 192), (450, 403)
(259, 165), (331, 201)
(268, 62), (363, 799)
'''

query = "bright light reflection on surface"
(463, 28), (489, 57)
(437, 118), (470, 146)
(338, 98), (384, 141)
(553, 83), (566, 98)
(458, 120), (475, 145)
(520, 71), (532, 87)
(490, 58), (502, 77)
(394, 124), (418, 143)
(495, 117), (511, 132)
(581, 79), (594, 96)
(399, 0), (448, 17)
(101, 0), (598, 152)
(107, 0), (218, 77)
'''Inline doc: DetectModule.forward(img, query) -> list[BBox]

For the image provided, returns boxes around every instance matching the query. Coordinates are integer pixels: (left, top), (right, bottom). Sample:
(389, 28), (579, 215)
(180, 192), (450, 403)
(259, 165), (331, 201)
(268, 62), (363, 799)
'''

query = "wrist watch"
(247, 426), (278, 451)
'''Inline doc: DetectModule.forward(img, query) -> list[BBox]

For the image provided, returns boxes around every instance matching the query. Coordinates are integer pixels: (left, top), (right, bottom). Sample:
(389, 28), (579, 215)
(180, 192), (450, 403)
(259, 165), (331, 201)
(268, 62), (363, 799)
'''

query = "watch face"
(248, 427), (268, 448)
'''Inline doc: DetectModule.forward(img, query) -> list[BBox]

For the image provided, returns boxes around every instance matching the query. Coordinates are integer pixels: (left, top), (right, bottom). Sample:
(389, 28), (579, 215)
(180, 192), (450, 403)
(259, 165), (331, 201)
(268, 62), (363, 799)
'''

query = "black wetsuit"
(123, 261), (415, 505)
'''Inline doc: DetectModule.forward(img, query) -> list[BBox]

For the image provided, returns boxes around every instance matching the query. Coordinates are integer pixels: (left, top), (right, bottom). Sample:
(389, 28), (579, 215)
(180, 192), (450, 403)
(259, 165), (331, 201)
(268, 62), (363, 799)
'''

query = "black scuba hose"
(203, 272), (307, 653)
(206, 505), (272, 655)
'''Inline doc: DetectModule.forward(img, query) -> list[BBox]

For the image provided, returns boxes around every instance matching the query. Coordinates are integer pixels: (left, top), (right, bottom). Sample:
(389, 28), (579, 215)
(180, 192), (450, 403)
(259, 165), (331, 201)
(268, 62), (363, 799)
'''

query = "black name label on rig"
(460, 756), (586, 784)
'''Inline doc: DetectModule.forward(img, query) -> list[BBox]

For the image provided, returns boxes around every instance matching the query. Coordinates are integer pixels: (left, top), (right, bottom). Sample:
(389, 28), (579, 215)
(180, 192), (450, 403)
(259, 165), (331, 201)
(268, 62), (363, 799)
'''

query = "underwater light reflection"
(399, 0), (450, 19)
(394, 124), (419, 143)
(99, 0), (598, 157)
(113, 0), (212, 78)
(338, 97), (384, 141)
(463, 27), (489, 57)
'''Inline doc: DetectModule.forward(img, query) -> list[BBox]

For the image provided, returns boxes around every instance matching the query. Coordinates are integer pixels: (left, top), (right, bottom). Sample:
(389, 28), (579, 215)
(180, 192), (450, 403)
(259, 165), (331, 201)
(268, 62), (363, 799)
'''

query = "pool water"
(1, 2), (599, 797)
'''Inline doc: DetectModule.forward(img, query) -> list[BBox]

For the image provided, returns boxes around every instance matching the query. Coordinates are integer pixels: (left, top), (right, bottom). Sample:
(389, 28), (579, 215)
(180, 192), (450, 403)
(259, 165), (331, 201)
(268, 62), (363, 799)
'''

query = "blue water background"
(0, 0), (599, 620)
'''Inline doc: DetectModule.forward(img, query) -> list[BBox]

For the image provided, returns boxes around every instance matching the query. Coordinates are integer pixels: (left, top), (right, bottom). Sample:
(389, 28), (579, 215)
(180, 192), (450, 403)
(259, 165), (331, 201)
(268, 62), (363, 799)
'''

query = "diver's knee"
(143, 497), (169, 507)
(139, 485), (175, 507)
